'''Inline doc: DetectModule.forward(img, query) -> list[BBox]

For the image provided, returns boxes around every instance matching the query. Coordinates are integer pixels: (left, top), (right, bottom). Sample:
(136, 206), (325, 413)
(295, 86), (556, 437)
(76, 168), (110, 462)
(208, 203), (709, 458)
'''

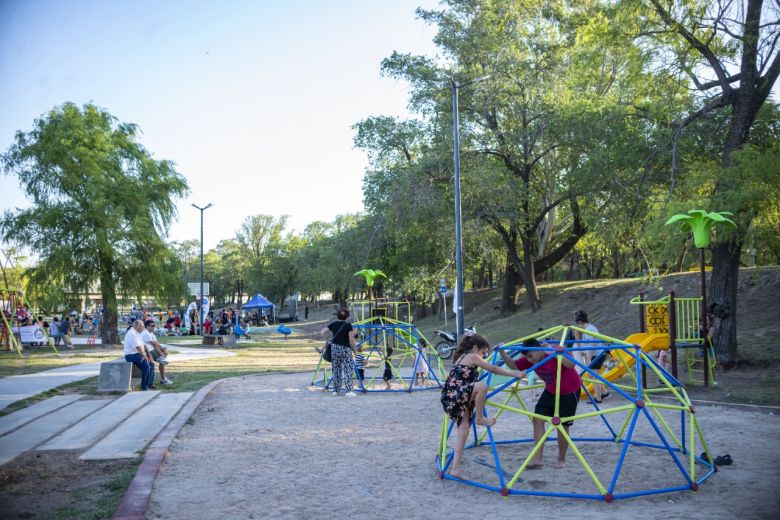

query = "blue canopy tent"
(242, 293), (274, 309)
(242, 293), (275, 324)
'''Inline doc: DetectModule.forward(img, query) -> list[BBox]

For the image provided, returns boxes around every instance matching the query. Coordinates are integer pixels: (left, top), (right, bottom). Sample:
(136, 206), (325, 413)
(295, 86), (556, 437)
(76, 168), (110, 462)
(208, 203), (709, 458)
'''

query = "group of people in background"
(3, 303), (102, 349)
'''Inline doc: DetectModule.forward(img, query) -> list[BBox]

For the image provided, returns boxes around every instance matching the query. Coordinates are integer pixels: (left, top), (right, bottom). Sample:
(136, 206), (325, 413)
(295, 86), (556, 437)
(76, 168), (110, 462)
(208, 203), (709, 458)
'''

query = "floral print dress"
(441, 360), (480, 425)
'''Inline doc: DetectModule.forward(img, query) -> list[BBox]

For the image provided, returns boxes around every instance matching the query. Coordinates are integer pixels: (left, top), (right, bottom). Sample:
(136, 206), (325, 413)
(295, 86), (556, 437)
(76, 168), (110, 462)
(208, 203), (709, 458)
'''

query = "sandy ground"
(147, 372), (780, 520)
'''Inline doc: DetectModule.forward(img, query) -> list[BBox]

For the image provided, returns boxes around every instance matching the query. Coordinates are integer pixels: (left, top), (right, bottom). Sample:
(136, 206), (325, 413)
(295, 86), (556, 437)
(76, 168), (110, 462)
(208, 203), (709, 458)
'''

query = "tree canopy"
(1, 102), (189, 343)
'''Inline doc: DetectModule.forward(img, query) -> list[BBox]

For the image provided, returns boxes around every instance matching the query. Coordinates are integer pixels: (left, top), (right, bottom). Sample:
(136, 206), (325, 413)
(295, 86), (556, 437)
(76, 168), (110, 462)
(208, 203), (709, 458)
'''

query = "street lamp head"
(449, 73), (493, 89)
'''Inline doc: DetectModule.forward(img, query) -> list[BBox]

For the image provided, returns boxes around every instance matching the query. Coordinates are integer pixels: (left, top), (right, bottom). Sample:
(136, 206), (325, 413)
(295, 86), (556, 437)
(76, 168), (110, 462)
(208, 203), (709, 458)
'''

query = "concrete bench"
(97, 358), (143, 393)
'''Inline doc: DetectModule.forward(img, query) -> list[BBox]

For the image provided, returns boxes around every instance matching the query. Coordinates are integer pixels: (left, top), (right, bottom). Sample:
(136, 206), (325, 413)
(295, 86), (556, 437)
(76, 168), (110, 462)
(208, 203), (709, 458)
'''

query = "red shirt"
(515, 356), (582, 395)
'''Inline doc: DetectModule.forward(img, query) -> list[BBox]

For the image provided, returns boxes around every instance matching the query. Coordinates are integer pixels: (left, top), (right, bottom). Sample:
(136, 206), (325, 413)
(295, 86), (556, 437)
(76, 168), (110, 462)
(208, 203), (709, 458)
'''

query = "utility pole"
(192, 203), (213, 335)
(449, 74), (491, 338)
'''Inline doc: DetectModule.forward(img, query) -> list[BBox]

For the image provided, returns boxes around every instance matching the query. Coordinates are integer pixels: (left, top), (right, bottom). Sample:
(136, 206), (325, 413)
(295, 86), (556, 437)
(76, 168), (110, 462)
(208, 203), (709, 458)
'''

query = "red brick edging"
(112, 380), (222, 520)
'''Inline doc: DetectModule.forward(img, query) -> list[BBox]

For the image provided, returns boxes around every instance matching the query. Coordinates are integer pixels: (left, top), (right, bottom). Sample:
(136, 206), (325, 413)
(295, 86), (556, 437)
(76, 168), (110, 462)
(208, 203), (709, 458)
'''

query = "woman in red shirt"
(497, 338), (581, 469)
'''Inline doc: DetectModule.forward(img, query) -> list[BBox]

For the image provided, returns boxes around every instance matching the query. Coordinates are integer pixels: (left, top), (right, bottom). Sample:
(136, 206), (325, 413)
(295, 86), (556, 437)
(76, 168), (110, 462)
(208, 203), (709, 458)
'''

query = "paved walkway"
(0, 344), (235, 409)
(0, 390), (195, 466)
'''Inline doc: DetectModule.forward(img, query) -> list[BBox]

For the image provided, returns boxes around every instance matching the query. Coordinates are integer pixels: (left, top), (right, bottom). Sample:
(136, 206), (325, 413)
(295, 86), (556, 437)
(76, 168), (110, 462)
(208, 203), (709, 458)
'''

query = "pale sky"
(0, 0), (440, 251)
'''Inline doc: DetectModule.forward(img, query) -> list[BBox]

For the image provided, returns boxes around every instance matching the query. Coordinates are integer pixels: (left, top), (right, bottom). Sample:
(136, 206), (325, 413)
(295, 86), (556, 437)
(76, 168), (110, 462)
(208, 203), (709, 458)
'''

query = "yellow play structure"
(579, 292), (717, 396)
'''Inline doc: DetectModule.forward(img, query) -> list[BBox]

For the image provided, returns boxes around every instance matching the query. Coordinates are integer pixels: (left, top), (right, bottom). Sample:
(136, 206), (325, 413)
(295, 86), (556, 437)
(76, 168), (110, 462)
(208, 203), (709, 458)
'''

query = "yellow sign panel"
(645, 304), (669, 334)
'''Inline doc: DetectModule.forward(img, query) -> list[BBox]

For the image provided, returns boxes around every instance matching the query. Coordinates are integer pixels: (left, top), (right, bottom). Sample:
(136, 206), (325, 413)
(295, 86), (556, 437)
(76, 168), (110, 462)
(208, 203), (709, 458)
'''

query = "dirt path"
(148, 372), (780, 520)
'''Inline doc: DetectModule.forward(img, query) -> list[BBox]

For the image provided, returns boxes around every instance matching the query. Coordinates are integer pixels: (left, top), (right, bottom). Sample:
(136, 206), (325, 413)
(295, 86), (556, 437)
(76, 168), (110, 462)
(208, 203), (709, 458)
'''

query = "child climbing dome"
(436, 325), (716, 501)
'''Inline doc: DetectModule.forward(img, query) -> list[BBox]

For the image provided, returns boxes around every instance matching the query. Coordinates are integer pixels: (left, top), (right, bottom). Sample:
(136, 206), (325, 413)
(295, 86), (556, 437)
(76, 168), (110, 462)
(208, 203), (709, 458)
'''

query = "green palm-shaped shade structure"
(664, 209), (735, 387)
(664, 210), (736, 248)
(354, 269), (387, 299)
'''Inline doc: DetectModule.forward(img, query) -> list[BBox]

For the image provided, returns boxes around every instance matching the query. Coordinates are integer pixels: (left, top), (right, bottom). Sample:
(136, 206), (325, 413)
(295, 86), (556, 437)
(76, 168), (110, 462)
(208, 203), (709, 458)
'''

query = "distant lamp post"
(450, 73), (491, 338)
(192, 203), (213, 335)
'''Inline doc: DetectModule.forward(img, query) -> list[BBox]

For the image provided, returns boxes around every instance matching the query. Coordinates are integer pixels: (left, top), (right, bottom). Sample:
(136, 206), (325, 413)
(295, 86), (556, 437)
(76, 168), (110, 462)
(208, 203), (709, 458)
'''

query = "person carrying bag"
(319, 308), (357, 396)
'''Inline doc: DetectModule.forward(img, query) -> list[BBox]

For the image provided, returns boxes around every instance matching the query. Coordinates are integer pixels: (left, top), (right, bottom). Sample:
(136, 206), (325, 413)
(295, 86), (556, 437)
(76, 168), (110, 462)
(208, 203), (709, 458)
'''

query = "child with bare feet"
(497, 338), (582, 469)
(441, 334), (524, 479)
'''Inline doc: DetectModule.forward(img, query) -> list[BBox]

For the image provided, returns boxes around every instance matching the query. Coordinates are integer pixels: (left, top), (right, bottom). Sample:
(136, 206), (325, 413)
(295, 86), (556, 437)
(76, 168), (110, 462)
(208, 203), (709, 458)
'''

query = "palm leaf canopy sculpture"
(664, 210), (736, 248)
(354, 269), (387, 288)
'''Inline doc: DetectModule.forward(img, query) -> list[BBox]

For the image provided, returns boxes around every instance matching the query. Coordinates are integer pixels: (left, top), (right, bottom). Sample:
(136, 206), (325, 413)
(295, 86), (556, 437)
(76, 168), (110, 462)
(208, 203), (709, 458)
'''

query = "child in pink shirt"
(497, 338), (582, 469)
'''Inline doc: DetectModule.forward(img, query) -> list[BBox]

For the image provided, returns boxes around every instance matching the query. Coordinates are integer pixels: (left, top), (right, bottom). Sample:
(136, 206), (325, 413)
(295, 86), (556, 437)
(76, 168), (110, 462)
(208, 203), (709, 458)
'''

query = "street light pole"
(450, 74), (491, 339)
(192, 203), (213, 335)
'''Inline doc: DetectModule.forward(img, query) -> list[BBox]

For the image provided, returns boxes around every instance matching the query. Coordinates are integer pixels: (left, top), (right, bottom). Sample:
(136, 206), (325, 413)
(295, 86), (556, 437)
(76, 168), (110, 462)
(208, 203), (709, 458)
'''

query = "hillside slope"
(415, 266), (780, 406)
(417, 267), (779, 356)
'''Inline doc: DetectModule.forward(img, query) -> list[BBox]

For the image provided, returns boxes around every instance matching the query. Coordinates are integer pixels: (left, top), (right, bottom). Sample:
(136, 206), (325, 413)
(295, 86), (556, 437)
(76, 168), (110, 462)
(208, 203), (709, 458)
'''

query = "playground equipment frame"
(311, 316), (446, 393)
(436, 326), (716, 501)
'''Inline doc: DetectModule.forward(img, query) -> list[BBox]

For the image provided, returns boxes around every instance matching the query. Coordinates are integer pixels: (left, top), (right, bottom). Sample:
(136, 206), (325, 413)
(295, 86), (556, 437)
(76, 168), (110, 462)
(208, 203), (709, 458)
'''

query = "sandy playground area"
(147, 372), (780, 520)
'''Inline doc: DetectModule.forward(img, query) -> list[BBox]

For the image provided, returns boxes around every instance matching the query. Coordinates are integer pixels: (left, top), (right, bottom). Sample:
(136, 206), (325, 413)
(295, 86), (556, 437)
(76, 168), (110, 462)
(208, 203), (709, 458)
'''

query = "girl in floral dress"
(441, 334), (523, 479)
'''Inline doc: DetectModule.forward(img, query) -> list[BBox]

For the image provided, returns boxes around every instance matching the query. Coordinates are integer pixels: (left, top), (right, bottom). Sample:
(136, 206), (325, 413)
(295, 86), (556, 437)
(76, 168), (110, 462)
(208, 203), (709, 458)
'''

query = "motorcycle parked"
(434, 321), (477, 360)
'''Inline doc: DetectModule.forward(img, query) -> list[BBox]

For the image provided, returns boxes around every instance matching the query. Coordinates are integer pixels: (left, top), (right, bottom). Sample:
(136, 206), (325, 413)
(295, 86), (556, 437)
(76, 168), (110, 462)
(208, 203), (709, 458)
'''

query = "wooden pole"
(669, 290), (677, 379)
(700, 249), (710, 387)
(639, 291), (647, 389)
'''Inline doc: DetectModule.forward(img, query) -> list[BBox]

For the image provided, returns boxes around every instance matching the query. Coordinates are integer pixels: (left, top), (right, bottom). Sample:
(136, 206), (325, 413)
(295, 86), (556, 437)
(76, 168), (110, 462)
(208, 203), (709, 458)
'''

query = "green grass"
(0, 346), (123, 377)
(0, 337), (324, 415)
(53, 458), (142, 520)
(155, 339), (322, 393)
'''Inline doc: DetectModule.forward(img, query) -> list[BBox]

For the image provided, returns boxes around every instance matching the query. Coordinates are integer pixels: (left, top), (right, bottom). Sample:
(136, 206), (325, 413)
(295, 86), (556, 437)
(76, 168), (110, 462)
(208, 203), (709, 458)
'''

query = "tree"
(631, 0), (780, 364)
(236, 214), (288, 294)
(173, 239), (201, 285)
(0, 103), (189, 344)
(377, 0), (678, 312)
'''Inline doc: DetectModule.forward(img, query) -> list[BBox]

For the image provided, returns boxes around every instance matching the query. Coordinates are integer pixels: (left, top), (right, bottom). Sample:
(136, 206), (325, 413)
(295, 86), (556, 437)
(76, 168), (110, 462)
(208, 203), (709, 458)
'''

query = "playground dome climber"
(436, 325), (716, 501)
(312, 317), (446, 393)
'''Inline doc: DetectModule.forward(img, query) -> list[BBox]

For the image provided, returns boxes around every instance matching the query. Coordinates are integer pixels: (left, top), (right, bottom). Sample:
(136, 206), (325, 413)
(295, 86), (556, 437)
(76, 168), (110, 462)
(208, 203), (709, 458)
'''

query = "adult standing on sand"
(320, 308), (357, 397)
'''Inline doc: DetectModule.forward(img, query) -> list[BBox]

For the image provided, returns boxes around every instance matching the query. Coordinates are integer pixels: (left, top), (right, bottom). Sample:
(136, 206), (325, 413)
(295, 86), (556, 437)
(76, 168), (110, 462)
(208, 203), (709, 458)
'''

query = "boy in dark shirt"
(383, 346), (394, 389)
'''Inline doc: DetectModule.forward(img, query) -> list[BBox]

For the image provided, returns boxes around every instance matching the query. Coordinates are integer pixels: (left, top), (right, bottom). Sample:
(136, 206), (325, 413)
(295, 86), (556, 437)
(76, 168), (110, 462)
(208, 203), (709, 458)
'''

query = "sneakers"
(161, 378), (174, 385)
(158, 356), (169, 366)
(345, 391), (358, 397)
(331, 391), (339, 396)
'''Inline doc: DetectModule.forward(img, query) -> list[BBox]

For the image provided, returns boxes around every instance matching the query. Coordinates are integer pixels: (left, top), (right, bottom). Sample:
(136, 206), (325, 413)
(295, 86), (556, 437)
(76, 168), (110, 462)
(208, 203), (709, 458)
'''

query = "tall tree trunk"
(709, 240), (741, 366)
(567, 253), (576, 280)
(500, 253), (522, 315)
(610, 249), (622, 278)
(675, 238), (689, 272)
(99, 263), (120, 345)
(476, 261), (487, 289)
(709, 92), (760, 365)
(521, 238), (541, 311)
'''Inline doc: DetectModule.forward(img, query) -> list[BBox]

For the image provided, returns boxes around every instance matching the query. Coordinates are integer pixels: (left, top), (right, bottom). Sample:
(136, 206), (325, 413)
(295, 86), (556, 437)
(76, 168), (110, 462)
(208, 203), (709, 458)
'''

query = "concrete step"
(0, 399), (109, 466)
(0, 395), (84, 436)
(39, 391), (160, 451)
(80, 392), (193, 460)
